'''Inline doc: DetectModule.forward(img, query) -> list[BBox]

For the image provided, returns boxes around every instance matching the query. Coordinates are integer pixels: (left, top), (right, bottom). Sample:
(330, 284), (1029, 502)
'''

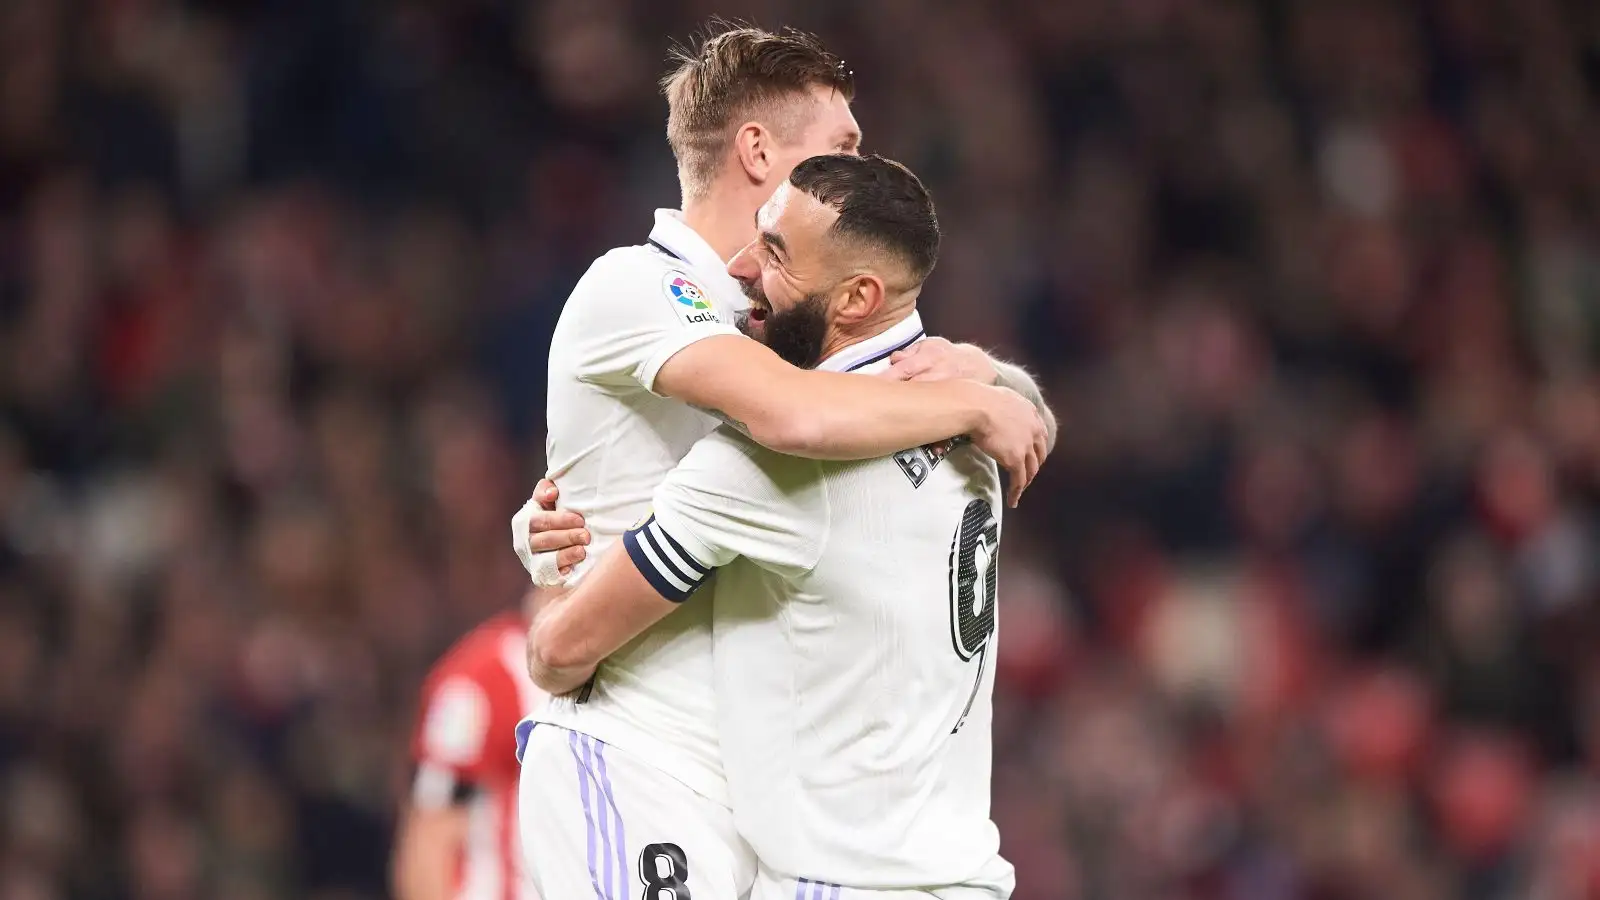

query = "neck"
(682, 180), (765, 262)
(818, 301), (917, 364)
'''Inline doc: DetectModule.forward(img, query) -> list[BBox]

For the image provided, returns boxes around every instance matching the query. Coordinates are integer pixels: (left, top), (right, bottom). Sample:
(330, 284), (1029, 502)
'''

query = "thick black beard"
(737, 283), (830, 369)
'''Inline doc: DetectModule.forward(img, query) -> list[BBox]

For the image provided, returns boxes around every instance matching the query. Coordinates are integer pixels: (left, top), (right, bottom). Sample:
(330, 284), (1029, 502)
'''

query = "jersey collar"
(649, 209), (747, 312)
(649, 210), (730, 278)
(815, 310), (927, 374)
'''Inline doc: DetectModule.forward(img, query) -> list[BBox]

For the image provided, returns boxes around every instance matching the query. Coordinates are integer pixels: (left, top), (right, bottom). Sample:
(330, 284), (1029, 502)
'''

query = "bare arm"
(527, 425), (817, 691)
(991, 358), (1058, 455)
(526, 543), (678, 695)
(655, 335), (991, 457)
(392, 804), (467, 900)
(653, 335), (1046, 505)
(885, 338), (1058, 455)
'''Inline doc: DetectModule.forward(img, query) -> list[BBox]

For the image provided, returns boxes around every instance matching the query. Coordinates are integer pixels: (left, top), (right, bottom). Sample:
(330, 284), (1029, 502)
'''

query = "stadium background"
(2, 0), (1599, 897)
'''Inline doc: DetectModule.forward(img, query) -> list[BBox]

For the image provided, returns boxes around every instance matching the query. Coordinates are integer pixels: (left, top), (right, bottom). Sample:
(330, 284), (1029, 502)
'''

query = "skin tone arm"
(993, 359), (1057, 453)
(525, 544), (678, 695)
(884, 337), (1058, 454)
(651, 334), (1046, 506)
(391, 805), (467, 900)
(512, 339), (1058, 576)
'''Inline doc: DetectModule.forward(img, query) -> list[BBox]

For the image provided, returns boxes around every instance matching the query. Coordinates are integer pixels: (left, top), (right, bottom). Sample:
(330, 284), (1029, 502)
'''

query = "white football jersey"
(625, 311), (1015, 895)
(529, 209), (746, 805)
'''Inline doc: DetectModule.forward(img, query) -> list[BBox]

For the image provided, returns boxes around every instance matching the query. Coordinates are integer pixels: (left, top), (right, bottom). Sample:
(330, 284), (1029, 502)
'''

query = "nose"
(727, 240), (759, 281)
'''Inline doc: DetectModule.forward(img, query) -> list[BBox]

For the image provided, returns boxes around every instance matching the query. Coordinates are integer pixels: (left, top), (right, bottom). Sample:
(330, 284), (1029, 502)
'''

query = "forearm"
(991, 359), (1057, 454)
(526, 598), (599, 695)
(392, 810), (464, 900)
(656, 336), (992, 461)
(527, 640), (595, 696)
(767, 370), (993, 459)
(525, 546), (681, 695)
(524, 584), (570, 622)
(522, 584), (577, 692)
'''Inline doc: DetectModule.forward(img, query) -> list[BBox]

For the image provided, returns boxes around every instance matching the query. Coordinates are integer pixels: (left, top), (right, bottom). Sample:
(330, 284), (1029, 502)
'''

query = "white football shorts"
(517, 722), (756, 900)
(749, 861), (1014, 900)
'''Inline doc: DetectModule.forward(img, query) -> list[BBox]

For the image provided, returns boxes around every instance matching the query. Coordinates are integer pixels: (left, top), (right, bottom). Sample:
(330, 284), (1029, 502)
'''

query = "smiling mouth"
(739, 278), (771, 322)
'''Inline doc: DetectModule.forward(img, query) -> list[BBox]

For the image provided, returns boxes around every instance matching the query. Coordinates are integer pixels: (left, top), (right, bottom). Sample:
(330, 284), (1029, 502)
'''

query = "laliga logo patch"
(669, 275), (710, 309)
(663, 271), (718, 324)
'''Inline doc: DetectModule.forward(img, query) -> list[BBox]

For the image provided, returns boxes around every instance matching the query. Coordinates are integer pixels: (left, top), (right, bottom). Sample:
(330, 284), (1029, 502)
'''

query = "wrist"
(957, 343), (1002, 385)
(957, 380), (997, 436)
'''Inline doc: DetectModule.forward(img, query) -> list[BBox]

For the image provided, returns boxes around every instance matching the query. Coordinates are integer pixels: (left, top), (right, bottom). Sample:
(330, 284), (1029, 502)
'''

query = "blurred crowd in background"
(2, 0), (1599, 898)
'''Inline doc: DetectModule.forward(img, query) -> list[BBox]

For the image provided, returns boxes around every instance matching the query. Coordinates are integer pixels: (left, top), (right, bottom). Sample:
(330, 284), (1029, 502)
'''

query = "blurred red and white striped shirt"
(410, 612), (545, 900)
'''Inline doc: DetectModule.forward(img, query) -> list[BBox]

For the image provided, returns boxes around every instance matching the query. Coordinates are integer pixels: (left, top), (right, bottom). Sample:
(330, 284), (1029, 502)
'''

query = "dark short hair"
(662, 23), (855, 199)
(787, 154), (940, 283)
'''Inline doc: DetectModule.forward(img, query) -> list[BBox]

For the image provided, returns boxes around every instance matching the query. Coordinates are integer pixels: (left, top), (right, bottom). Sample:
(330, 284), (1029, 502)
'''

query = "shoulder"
(575, 244), (690, 296)
(664, 427), (827, 544)
(583, 243), (668, 279)
(650, 426), (826, 572)
(566, 245), (721, 324)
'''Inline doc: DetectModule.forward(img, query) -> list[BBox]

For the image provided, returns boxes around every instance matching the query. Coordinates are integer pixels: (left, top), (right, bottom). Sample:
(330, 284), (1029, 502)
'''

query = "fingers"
(1017, 449), (1039, 507)
(555, 544), (587, 575)
(528, 525), (590, 554)
(529, 507), (585, 532)
(1002, 446), (1026, 509)
(523, 505), (586, 550)
(1019, 424), (1046, 507)
(1006, 455), (1028, 508)
(890, 340), (933, 363)
(1003, 425), (1048, 508)
(535, 478), (560, 510)
(889, 354), (937, 381)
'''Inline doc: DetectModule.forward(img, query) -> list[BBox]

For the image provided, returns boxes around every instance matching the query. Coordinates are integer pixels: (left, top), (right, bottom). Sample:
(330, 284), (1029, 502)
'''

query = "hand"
(884, 338), (999, 384)
(510, 479), (590, 583)
(969, 385), (1048, 508)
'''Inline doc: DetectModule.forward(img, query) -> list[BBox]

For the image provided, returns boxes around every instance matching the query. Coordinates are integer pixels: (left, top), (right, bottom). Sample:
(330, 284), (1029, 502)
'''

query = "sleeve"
(572, 260), (741, 394)
(409, 673), (493, 809)
(622, 427), (826, 602)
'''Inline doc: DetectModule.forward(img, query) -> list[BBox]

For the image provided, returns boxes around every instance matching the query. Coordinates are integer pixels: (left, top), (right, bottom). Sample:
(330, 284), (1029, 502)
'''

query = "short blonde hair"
(661, 24), (855, 201)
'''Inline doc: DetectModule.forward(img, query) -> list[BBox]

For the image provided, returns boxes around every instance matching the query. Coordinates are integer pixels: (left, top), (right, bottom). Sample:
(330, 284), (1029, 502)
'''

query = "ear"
(732, 122), (773, 185)
(833, 273), (886, 325)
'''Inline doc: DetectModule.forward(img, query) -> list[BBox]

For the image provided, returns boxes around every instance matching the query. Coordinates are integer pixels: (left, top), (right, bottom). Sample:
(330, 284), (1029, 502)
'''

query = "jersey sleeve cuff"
(623, 514), (714, 602)
(634, 322), (742, 395)
(411, 763), (477, 809)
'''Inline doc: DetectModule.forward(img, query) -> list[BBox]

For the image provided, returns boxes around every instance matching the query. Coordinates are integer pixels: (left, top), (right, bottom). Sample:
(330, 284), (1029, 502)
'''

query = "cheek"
(800, 135), (846, 159)
(762, 275), (803, 312)
(759, 257), (792, 295)
(770, 150), (811, 184)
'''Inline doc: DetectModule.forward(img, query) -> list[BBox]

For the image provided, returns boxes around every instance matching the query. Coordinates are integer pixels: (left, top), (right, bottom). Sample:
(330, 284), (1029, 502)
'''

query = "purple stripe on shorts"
(796, 877), (811, 900)
(831, 884), (842, 900)
(594, 739), (631, 898)
(813, 880), (826, 900)
(566, 730), (604, 898)
(581, 737), (614, 898)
